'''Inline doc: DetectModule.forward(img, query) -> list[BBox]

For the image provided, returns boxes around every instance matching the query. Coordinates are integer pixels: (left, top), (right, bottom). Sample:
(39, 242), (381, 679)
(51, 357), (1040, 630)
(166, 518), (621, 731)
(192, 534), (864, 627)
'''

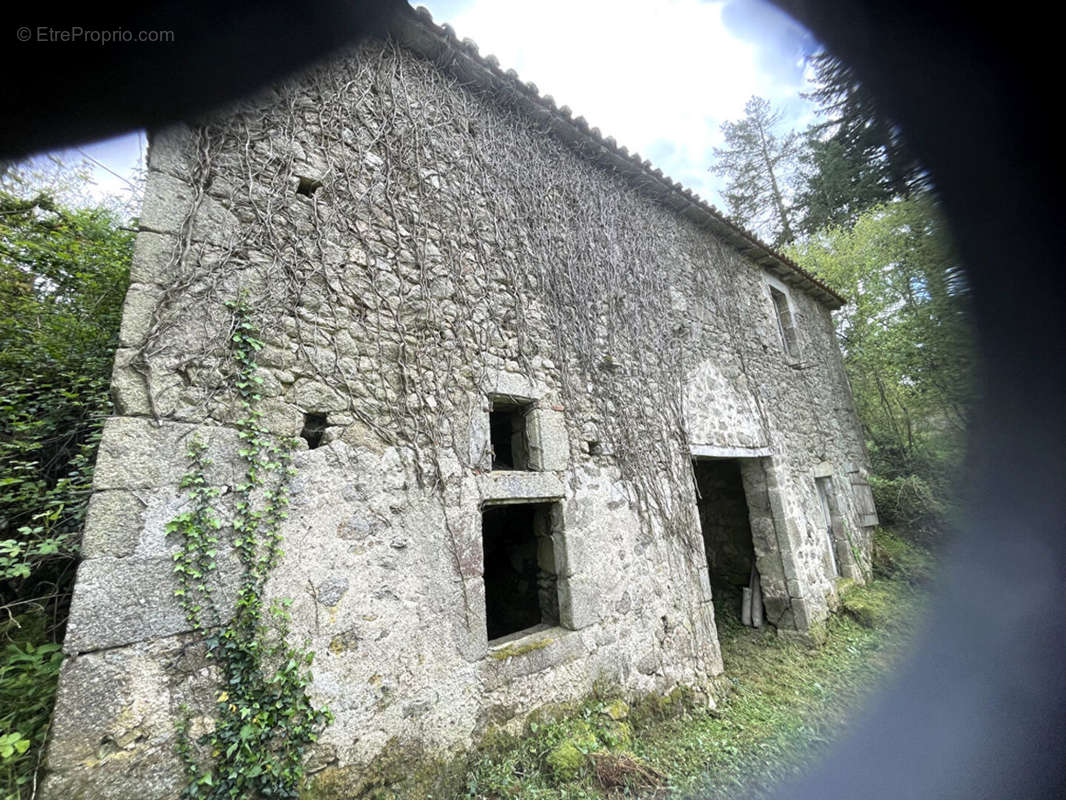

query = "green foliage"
(0, 191), (131, 609)
(0, 615), (63, 799)
(710, 64), (972, 544)
(796, 134), (891, 236)
(869, 473), (947, 536)
(872, 527), (936, 583)
(785, 198), (974, 532)
(0, 184), (131, 799)
(798, 52), (925, 236)
(170, 300), (331, 799)
(711, 96), (803, 247)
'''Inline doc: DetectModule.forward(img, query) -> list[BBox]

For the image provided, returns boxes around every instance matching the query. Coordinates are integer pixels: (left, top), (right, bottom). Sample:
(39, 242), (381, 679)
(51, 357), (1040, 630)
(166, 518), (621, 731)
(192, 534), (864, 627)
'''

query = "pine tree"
(711, 96), (803, 248)
(797, 52), (926, 234)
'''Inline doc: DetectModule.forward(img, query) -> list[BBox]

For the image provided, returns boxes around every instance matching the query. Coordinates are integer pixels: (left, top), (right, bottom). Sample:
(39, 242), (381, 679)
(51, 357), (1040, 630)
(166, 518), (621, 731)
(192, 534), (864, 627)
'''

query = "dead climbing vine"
(128, 37), (808, 675)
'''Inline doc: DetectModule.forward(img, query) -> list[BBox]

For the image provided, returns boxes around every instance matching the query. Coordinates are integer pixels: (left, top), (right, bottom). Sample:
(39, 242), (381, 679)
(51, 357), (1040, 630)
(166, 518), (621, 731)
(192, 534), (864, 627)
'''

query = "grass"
(0, 530), (929, 800)
(309, 529), (932, 799)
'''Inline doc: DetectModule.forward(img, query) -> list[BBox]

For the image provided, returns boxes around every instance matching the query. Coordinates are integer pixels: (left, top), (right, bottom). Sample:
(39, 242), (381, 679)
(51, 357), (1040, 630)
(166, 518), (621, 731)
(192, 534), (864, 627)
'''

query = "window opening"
(769, 285), (798, 360)
(489, 398), (531, 470)
(481, 502), (559, 641)
(815, 476), (841, 576)
(300, 412), (327, 449)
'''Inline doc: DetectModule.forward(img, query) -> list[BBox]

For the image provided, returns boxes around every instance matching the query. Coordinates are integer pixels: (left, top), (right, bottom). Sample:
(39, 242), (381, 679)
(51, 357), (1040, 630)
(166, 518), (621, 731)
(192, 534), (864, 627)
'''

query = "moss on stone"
(488, 636), (552, 660)
(602, 698), (630, 720)
(304, 738), (456, 800)
(545, 740), (585, 781)
(629, 685), (695, 726)
(806, 620), (829, 646)
(544, 722), (599, 782)
(840, 582), (894, 628)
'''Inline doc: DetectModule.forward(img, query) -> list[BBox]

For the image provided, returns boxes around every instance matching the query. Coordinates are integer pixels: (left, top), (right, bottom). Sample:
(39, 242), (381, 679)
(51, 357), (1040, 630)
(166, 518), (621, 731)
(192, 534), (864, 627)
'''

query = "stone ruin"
(42, 3), (878, 796)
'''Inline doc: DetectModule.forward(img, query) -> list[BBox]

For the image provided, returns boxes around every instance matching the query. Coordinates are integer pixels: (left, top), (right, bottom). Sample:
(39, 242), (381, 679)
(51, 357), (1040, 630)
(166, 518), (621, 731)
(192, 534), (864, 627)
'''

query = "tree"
(797, 52), (926, 234)
(0, 158), (135, 796)
(785, 197), (974, 533)
(711, 96), (803, 248)
(0, 190), (132, 619)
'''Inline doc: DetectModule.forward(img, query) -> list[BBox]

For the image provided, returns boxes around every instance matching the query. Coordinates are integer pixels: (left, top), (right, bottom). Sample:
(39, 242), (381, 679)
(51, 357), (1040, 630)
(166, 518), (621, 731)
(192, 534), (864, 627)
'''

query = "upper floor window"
(767, 281), (799, 361)
(489, 397), (531, 470)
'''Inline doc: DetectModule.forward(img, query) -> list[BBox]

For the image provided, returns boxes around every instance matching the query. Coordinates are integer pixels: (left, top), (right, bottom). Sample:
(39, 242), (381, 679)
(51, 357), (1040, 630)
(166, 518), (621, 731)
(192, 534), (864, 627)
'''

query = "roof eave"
(387, 2), (847, 310)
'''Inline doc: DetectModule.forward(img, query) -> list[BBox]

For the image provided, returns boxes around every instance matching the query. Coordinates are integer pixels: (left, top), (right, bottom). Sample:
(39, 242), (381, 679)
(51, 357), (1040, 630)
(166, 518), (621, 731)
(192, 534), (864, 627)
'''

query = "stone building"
(43, 3), (877, 796)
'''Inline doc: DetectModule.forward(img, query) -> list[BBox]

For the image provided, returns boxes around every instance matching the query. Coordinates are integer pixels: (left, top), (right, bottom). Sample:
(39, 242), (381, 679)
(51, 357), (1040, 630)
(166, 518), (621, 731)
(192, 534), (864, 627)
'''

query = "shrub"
(0, 189), (133, 798)
(869, 473), (948, 537)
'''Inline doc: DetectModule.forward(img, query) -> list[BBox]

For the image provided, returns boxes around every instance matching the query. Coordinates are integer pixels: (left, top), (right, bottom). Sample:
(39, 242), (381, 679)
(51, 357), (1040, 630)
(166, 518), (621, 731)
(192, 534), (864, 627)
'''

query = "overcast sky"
(59, 0), (820, 212)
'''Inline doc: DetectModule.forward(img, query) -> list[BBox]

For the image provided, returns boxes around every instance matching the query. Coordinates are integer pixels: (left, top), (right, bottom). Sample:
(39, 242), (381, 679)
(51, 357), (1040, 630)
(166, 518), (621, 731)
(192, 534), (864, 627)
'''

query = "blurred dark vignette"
(4, 1), (1063, 797)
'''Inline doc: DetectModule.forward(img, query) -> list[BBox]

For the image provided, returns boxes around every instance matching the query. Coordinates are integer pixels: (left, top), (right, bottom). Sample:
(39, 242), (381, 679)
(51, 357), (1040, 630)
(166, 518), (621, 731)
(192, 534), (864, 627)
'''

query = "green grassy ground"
(309, 529), (932, 799)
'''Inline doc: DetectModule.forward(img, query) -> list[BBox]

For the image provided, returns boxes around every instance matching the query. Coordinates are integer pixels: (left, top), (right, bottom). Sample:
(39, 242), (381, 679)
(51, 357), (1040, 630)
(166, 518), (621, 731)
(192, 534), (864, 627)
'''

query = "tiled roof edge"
(387, 1), (846, 309)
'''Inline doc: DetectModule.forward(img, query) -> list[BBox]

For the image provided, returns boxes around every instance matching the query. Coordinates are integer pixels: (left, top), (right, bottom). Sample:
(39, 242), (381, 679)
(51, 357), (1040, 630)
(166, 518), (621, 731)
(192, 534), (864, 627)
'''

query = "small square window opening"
(300, 412), (328, 449)
(489, 398), (531, 470)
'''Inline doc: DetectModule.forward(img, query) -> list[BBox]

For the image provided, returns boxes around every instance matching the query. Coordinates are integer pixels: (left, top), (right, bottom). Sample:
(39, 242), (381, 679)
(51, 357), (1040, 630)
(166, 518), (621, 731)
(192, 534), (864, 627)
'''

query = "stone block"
(749, 516), (777, 551)
(451, 577), (488, 662)
(552, 530), (590, 578)
(527, 407), (569, 471)
(41, 637), (190, 800)
(696, 564), (713, 603)
(147, 123), (199, 180)
(762, 593), (791, 627)
(64, 554), (240, 653)
(258, 398), (305, 438)
(790, 597), (812, 630)
(484, 371), (537, 401)
(467, 399), (491, 470)
(695, 601), (724, 674)
(316, 576), (350, 607)
(81, 490), (146, 558)
(129, 230), (179, 284)
(139, 171), (195, 235)
(292, 378), (346, 412)
(558, 575), (599, 630)
(110, 348), (152, 416)
(480, 628), (585, 690)
(92, 417), (243, 490)
(446, 510), (482, 578)
(477, 471), (564, 503)
(118, 283), (164, 348)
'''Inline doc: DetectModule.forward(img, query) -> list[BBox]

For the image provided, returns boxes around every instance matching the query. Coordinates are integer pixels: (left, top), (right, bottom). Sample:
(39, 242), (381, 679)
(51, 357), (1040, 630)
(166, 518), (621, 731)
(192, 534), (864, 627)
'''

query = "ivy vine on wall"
(167, 299), (331, 799)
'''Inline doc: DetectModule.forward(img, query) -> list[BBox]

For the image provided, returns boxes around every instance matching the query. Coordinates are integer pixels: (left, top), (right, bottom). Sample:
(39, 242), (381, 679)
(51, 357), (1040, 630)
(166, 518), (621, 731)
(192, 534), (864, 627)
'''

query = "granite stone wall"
(42, 23), (873, 798)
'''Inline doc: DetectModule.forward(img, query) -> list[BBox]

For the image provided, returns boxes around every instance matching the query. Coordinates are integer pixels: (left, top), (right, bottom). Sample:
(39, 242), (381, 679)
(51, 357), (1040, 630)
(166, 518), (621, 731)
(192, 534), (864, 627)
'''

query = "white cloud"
(420, 0), (817, 208)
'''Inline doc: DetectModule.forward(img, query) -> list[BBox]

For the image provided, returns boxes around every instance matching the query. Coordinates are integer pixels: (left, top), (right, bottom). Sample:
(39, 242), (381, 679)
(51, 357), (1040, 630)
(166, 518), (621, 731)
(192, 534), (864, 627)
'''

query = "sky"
(419, 0), (821, 208)
(43, 0), (821, 213)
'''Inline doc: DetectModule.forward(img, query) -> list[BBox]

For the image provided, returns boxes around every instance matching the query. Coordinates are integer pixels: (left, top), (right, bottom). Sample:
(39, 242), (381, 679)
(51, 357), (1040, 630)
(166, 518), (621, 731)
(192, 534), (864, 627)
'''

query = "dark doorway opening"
(489, 398), (531, 470)
(693, 458), (762, 630)
(481, 502), (559, 641)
